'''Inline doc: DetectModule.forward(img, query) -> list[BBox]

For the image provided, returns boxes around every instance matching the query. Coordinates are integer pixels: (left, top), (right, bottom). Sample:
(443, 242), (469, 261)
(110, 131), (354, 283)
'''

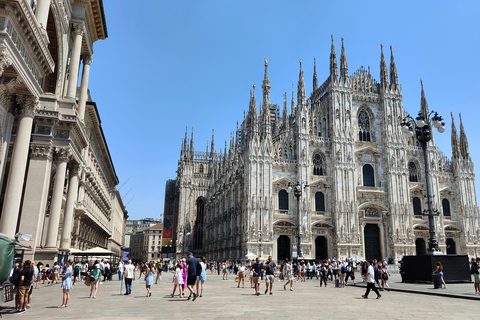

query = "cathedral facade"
(170, 37), (480, 262)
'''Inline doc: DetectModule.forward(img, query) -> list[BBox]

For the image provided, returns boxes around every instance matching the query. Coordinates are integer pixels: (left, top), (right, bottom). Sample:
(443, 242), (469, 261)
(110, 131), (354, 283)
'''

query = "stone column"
(77, 55), (92, 121)
(60, 163), (80, 250)
(0, 96), (39, 239)
(44, 148), (70, 248)
(34, 0), (51, 29)
(66, 23), (84, 99)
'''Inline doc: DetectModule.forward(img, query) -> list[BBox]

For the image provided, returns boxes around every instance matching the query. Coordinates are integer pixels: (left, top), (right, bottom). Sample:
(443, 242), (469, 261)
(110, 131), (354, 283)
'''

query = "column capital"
(72, 22), (84, 36)
(16, 95), (40, 117)
(69, 162), (81, 177)
(55, 147), (71, 162)
(30, 144), (53, 160)
(0, 50), (13, 77)
(0, 90), (15, 114)
(82, 55), (93, 65)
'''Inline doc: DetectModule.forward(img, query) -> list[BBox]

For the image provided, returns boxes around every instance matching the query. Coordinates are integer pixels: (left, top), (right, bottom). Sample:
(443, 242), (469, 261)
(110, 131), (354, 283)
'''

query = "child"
(171, 263), (184, 298)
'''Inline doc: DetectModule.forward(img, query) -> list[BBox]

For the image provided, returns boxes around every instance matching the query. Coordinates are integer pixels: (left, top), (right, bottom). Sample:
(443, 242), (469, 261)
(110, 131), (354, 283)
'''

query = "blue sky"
(90, 1), (480, 220)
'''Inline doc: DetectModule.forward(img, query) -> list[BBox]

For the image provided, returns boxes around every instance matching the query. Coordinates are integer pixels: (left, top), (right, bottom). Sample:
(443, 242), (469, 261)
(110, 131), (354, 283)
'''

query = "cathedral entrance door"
(364, 224), (381, 261)
(277, 235), (290, 261)
(415, 238), (426, 255)
(315, 236), (328, 261)
(446, 238), (456, 254)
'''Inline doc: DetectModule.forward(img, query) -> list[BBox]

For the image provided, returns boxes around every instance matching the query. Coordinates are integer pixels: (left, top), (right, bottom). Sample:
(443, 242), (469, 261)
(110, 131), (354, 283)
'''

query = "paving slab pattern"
(0, 272), (478, 319)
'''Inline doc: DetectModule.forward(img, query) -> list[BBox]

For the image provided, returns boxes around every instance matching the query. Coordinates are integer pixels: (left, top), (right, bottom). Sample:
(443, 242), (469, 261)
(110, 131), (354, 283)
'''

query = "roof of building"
(144, 223), (163, 231)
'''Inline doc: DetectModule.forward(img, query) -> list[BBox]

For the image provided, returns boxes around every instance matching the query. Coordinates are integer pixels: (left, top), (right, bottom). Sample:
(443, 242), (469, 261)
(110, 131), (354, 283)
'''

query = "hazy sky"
(90, 1), (480, 220)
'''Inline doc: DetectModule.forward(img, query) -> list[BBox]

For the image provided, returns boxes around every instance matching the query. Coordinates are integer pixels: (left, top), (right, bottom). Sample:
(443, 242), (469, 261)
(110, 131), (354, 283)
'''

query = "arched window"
(199, 164), (204, 173)
(408, 162), (418, 182)
(358, 109), (371, 142)
(413, 197), (422, 215)
(363, 164), (375, 187)
(313, 153), (325, 176)
(315, 192), (325, 212)
(442, 199), (451, 216)
(279, 190), (289, 210)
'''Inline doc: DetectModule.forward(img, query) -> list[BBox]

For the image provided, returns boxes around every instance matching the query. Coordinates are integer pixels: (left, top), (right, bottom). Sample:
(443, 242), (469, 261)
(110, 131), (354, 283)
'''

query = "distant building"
(125, 218), (161, 234)
(128, 223), (163, 262)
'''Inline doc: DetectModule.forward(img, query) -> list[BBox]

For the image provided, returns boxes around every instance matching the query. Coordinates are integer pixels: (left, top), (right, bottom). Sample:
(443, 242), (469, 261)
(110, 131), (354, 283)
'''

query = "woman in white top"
(236, 261), (246, 288)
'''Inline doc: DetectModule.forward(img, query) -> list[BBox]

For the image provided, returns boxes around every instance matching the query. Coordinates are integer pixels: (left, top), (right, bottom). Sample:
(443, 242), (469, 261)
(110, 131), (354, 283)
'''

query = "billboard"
(162, 230), (172, 247)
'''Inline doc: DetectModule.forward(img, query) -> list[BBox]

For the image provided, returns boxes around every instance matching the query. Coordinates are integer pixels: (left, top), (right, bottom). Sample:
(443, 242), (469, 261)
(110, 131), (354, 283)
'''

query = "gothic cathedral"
(169, 36), (480, 262)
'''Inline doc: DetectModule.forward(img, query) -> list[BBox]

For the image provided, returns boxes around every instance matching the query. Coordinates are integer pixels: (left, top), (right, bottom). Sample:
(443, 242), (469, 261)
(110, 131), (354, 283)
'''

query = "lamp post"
(288, 181), (309, 266)
(181, 225), (191, 257)
(401, 111), (445, 253)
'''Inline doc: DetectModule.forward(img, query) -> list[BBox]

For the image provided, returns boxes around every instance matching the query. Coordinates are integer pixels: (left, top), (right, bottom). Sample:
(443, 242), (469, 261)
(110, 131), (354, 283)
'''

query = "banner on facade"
(122, 248), (129, 261)
(162, 230), (172, 247)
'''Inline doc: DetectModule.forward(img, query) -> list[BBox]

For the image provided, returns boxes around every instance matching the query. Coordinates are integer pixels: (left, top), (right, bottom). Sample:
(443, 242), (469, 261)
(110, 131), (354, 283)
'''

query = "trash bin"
(432, 273), (442, 289)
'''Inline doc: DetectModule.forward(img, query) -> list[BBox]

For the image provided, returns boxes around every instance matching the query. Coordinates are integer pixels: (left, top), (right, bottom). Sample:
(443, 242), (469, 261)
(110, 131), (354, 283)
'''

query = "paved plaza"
(1, 272), (479, 319)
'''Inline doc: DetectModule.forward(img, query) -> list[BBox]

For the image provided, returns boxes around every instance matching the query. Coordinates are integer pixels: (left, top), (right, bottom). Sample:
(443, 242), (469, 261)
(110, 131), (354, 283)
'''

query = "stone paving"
(0, 271), (479, 319)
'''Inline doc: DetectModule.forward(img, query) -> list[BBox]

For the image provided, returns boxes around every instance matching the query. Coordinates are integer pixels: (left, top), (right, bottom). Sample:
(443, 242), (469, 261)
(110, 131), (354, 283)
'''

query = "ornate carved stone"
(55, 147), (71, 162)
(72, 22), (84, 36)
(0, 50), (13, 77)
(16, 95), (40, 117)
(83, 55), (93, 66)
(30, 145), (53, 159)
(0, 89), (15, 113)
(69, 163), (81, 177)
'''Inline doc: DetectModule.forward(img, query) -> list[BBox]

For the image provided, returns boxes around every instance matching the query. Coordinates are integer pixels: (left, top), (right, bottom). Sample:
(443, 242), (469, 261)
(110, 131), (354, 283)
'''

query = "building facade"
(125, 218), (161, 234)
(128, 223), (163, 262)
(0, 0), (127, 264)
(171, 37), (480, 262)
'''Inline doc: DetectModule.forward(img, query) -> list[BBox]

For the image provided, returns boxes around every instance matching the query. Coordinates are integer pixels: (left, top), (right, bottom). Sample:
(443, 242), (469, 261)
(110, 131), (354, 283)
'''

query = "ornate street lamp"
(288, 181), (309, 265)
(401, 110), (445, 253)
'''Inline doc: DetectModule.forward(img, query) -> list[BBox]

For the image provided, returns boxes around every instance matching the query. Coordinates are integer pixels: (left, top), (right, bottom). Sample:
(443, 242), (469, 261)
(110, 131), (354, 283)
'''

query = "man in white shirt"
(123, 260), (135, 295)
(99, 260), (105, 284)
(362, 260), (381, 299)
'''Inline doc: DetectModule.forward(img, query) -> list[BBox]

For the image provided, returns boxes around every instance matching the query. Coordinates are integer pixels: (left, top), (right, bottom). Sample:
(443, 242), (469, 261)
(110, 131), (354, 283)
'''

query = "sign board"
(292, 251), (298, 258)
(292, 244), (297, 250)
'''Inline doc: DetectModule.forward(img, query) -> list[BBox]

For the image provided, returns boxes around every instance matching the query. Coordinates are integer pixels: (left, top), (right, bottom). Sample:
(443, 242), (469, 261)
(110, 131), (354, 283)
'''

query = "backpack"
(471, 261), (478, 275)
(10, 268), (20, 286)
(340, 265), (346, 274)
(196, 260), (202, 277)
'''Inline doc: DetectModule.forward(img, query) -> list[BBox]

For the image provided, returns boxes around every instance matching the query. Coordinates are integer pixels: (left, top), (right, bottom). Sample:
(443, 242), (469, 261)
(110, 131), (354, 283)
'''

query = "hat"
(95, 264), (100, 268)
(188, 252), (193, 256)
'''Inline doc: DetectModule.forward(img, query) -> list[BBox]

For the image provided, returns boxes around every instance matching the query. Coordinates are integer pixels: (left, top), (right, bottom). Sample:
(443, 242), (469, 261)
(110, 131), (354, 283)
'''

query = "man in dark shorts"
(16, 260), (34, 314)
(186, 252), (199, 301)
(264, 256), (276, 295)
(251, 258), (263, 296)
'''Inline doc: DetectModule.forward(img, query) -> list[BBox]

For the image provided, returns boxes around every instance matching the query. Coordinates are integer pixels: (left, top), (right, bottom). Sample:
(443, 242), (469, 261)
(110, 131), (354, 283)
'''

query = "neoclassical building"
(0, 0), (127, 263)
(170, 36), (480, 262)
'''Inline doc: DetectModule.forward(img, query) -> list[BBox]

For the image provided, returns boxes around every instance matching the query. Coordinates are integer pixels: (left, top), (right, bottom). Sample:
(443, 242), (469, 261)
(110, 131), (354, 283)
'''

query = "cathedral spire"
(235, 121), (239, 153)
(380, 44), (389, 89)
(291, 83), (295, 113)
(313, 57), (318, 91)
(210, 129), (215, 158)
(283, 92), (289, 131)
(389, 45), (399, 91)
(297, 60), (306, 108)
(340, 37), (348, 81)
(420, 79), (429, 120)
(459, 113), (470, 159)
(451, 112), (461, 159)
(184, 126), (188, 152)
(262, 58), (271, 106)
(190, 126), (194, 155)
(330, 34), (338, 83)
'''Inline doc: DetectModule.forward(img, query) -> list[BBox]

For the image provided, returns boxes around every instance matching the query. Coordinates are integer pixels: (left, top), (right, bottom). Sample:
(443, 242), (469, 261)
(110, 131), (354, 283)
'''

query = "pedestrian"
(472, 257), (480, 295)
(263, 256), (276, 295)
(251, 257), (263, 295)
(345, 262), (356, 285)
(155, 260), (162, 284)
(81, 261), (88, 281)
(123, 259), (135, 295)
(16, 260), (34, 314)
(196, 257), (207, 297)
(33, 261), (42, 289)
(42, 263), (51, 284)
(223, 261), (229, 280)
(380, 264), (390, 291)
(52, 262), (60, 284)
(237, 261), (246, 288)
(185, 252), (199, 301)
(118, 261), (124, 281)
(339, 260), (347, 288)
(145, 262), (155, 297)
(283, 259), (294, 291)
(362, 260), (381, 299)
(58, 260), (73, 308)
(89, 263), (101, 298)
(27, 261), (40, 309)
(171, 262), (184, 297)
(433, 261), (447, 289)
(73, 261), (81, 285)
(319, 263), (327, 287)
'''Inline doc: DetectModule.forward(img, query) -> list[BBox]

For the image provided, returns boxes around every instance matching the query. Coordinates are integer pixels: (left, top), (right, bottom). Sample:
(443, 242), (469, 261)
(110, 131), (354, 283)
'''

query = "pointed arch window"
(279, 190), (289, 210)
(442, 199), (451, 216)
(409, 162), (419, 182)
(199, 164), (204, 173)
(362, 164), (375, 187)
(313, 153), (326, 176)
(413, 197), (422, 215)
(315, 192), (325, 212)
(358, 109), (371, 142)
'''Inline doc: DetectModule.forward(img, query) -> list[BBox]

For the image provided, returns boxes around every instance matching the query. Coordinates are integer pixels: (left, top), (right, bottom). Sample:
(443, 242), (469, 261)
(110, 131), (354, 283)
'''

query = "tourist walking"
(196, 257), (207, 297)
(145, 262), (155, 297)
(171, 263), (184, 297)
(251, 258), (263, 295)
(181, 258), (188, 293)
(155, 260), (162, 284)
(237, 261), (246, 288)
(319, 263), (328, 287)
(283, 259), (294, 291)
(186, 252), (199, 301)
(433, 261), (447, 289)
(380, 264), (390, 291)
(16, 260), (34, 314)
(362, 260), (381, 299)
(52, 262), (60, 284)
(58, 260), (73, 308)
(89, 263), (101, 298)
(123, 260), (135, 295)
(263, 256), (276, 295)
